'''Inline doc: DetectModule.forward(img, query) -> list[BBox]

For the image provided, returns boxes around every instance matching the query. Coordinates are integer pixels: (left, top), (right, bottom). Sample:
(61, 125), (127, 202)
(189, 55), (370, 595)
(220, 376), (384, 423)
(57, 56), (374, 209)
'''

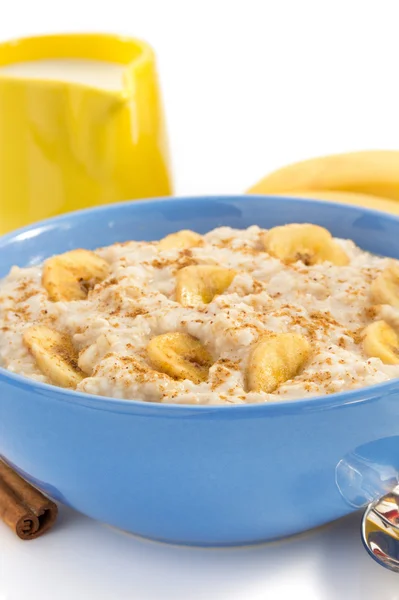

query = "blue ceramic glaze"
(1, 195), (399, 546)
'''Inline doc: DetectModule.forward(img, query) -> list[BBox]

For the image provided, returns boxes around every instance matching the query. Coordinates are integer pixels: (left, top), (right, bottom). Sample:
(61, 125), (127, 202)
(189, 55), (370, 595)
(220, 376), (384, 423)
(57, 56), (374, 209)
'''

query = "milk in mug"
(0, 58), (125, 89)
(0, 33), (172, 234)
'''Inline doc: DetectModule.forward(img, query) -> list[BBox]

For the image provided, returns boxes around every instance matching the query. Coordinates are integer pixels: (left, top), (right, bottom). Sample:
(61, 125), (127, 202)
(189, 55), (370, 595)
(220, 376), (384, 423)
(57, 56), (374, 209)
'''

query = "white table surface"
(1, 507), (398, 599)
(1, 1), (399, 597)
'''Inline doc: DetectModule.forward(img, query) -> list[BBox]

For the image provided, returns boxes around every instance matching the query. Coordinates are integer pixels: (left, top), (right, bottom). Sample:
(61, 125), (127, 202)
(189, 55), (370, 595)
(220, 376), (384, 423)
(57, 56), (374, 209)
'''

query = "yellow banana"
(247, 151), (399, 204)
(251, 190), (399, 215)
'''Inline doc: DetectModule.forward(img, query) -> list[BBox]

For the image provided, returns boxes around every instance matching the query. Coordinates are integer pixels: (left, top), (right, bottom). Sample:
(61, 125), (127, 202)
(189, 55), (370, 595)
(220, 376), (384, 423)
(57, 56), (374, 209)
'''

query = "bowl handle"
(361, 486), (399, 572)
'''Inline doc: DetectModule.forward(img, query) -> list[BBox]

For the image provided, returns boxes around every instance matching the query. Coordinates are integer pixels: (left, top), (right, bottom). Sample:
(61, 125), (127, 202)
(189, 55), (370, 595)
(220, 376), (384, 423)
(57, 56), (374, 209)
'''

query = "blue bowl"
(1, 195), (399, 546)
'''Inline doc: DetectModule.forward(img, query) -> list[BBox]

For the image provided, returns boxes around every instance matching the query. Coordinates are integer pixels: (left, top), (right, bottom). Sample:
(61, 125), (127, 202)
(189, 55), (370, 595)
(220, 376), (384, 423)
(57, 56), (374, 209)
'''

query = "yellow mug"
(0, 33), (172, 234)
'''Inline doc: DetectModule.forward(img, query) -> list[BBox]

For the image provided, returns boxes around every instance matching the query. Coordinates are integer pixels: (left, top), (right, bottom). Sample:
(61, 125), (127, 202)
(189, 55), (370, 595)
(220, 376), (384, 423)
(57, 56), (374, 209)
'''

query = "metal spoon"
(361, 486), (399, 572)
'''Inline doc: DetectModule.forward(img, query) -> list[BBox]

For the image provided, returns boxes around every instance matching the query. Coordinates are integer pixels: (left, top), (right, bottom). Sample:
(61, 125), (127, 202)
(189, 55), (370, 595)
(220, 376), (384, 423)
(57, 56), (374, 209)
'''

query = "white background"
(1, 1), (399, 598)
(2, 0), (399, 196)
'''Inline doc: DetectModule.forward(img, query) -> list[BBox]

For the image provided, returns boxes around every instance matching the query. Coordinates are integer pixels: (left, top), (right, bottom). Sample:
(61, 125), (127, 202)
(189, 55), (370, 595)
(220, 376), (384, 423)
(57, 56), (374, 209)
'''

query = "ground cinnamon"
(0, 460), (58, 540)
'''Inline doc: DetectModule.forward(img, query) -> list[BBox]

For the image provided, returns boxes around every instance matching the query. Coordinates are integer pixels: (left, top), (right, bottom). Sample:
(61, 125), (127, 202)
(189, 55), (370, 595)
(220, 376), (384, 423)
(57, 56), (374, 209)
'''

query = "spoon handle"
(361, 485), (399, 572)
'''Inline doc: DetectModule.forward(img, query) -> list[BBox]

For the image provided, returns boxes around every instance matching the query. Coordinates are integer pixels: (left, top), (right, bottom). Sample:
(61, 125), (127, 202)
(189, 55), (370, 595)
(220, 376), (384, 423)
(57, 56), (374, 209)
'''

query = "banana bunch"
(247, 150), (399, 215)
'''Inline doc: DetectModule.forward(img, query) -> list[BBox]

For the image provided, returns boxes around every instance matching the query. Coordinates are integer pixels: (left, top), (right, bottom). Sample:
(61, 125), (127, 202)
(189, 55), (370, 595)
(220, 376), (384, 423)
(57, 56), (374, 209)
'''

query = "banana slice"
(371, 263), (399, 308)
(147, 332), (212, 383)
(43, 249), (109, 301)
(175, 265), (236, 306)
(23, 325), (84, 387)
(362, 320), (399, 364)
(262, 223), (349, 266)
(246, 332), (310, 393)
(158, 230), (202, 250)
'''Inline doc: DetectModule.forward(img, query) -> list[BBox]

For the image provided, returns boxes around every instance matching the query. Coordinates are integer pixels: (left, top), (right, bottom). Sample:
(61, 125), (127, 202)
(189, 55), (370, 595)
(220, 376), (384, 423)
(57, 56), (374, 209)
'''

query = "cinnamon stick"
(0, 460), (58, 540)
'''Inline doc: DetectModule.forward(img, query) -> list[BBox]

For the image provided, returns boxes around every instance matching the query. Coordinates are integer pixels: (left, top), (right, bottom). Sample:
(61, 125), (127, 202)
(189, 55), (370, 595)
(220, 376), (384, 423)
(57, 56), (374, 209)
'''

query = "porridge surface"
(0, 225), (398, 405)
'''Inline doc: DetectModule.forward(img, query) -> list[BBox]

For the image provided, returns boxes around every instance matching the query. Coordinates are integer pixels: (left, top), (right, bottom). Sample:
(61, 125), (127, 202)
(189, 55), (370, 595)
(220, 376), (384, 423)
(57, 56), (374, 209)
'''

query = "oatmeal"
(0, 224), (398, 405)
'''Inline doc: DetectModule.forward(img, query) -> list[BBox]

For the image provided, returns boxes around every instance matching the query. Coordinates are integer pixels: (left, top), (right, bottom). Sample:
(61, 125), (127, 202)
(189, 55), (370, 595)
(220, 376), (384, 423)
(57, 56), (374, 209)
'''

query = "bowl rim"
(2, 192), (399, 246)
(1, 193), (399, 415)
(0, 364), (398, 415)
